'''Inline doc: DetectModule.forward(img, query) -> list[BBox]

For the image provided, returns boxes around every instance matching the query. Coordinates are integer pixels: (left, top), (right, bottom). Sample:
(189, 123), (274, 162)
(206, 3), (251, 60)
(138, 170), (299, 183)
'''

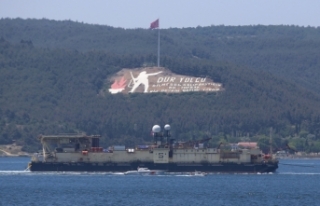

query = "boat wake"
(0, 170), (31, 175)
(0, 170), (128, 176)
(279, 172), (320, 175)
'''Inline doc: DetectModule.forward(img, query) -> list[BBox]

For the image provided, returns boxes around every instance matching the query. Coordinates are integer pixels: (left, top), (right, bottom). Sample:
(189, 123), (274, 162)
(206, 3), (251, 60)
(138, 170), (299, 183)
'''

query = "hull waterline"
(29, 161), (278, 173)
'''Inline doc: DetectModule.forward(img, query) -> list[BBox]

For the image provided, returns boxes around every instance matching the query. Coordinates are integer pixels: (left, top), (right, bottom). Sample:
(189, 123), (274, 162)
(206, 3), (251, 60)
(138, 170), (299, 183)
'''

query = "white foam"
(279, 172), (320, 175)
(0, 170), (117, 176)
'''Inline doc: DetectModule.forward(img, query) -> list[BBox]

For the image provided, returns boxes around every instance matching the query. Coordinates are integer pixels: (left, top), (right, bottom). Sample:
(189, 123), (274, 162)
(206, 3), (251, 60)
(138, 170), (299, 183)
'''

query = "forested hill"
(1, 18), (320, 94)
(1, 18), (320, 153)
(1, 39), (320, 153)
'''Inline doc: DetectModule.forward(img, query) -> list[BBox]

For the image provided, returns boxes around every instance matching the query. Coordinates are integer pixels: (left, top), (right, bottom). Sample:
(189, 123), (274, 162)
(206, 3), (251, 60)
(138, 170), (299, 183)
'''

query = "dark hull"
(29, 161), (278, 173)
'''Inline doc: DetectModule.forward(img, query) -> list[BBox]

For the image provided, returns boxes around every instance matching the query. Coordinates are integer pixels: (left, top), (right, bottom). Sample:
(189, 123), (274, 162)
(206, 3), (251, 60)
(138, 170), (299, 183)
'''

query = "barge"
(28, 124), (278, 173)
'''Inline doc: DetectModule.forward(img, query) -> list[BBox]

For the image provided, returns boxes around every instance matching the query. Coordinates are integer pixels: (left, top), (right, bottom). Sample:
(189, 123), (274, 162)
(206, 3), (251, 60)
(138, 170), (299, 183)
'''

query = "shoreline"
(0, 155), (31, 158)
(1, 155), (320, 159)
(275, 153), (320, 160)
(277, 156), (320, 160)
(0, 149), (31, 157)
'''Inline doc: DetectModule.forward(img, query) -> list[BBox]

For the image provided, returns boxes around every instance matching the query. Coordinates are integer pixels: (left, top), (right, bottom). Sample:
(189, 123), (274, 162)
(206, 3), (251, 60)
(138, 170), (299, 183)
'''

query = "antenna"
(269, 127), (273, 155)
(157, 26), (160, 67)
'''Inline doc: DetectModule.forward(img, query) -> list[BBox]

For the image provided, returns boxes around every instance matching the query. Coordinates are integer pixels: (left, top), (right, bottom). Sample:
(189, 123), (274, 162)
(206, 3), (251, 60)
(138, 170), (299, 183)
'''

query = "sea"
(0, 158), (320, 206)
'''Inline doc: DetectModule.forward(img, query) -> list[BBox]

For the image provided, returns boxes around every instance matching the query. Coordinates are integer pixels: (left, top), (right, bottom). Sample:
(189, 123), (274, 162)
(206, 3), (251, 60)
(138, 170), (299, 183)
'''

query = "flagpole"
(157, 22), (160, 68)
(150, 18), (160, 67)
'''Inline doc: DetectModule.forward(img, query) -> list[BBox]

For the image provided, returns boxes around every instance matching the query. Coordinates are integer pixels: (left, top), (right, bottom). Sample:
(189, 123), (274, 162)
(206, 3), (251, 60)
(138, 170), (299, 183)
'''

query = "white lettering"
(185, 78), (193, 83)
(163, 77), (171, 82)
(157, 77), (163, 83)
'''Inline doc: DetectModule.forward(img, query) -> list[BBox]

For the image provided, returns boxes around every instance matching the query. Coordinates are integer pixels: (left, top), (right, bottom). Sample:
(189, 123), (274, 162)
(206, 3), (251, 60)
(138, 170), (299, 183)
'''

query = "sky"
(1, 0), (320, 29)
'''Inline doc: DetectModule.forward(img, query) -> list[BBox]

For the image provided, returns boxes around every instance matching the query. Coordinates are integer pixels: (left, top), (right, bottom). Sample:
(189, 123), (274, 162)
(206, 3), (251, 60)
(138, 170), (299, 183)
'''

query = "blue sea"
(0, 158), (320, 206)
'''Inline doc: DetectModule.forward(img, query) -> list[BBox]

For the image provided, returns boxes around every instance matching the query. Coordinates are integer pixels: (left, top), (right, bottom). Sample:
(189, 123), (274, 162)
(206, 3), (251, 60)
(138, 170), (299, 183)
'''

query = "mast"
(150, 18), (160, 67)
(157, 21), (160, 67)
(269, 127), (273, 155)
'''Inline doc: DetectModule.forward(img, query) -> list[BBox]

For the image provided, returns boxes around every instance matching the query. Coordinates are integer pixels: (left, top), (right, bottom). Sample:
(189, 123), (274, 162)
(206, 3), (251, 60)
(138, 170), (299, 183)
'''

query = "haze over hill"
(0, 19), (320, 153)
(1, 1), (320, 28)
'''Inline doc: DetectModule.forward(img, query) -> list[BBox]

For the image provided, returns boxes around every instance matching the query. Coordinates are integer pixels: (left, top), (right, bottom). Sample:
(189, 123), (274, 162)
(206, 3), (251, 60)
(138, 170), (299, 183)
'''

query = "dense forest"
(1, 18), (320, 94)
(1, 18), (320, 153)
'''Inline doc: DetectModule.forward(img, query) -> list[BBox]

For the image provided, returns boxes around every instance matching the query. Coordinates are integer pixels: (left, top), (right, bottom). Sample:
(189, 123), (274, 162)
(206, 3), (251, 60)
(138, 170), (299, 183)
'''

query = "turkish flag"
(150, 19), (159, 29)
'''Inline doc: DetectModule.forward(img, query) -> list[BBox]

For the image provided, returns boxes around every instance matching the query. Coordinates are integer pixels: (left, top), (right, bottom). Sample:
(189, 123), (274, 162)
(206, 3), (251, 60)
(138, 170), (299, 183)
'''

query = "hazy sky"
(1, 0), (320, 29)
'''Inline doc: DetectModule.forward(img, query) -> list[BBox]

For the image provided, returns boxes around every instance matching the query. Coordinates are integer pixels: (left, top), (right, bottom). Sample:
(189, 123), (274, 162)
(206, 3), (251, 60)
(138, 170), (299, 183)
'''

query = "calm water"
(1, 158), (320, 206)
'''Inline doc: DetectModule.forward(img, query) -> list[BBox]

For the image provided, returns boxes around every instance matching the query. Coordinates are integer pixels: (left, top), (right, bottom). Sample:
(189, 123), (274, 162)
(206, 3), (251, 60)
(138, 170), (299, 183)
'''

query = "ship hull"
(29, 161), (278, 173)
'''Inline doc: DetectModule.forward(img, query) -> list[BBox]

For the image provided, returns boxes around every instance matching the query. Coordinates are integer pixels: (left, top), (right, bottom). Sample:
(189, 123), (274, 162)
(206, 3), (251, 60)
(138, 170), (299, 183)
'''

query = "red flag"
(150, 19), (159, 29)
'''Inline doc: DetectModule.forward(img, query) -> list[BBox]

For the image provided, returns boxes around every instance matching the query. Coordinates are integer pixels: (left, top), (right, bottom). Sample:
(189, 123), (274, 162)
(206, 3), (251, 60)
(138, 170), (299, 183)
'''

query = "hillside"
(0, 144), (30, 157)
(1, 18), (320, 94)
(1, 38), (320, 153)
